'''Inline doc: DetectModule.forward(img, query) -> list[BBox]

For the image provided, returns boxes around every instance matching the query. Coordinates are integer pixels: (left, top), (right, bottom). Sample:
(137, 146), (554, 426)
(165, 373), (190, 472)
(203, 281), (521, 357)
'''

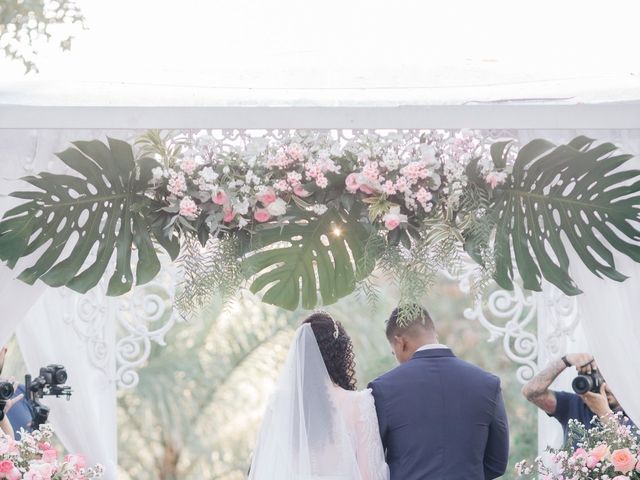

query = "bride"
(248, 312), (390, 480)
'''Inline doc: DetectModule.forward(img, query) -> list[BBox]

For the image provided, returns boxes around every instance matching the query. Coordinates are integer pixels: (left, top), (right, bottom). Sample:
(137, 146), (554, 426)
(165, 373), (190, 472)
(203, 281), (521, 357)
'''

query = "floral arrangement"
(0, 424), (103, 479)
(516, 414), (640, 480)
(0, 128), (638, 318)
(143, 129), (498, 238)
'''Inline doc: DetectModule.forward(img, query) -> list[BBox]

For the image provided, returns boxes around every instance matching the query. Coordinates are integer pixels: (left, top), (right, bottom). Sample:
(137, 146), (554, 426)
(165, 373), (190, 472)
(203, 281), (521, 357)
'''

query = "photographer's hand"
(580, 383), (612, 419)
(565, 353), (595, 374)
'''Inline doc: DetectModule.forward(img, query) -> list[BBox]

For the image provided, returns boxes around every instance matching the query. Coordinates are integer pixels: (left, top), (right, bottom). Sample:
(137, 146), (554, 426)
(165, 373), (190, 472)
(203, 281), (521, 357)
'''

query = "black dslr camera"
(572, 370), (604, 395)
(25, 364), (72, 430)
(0, 381), (14, 421)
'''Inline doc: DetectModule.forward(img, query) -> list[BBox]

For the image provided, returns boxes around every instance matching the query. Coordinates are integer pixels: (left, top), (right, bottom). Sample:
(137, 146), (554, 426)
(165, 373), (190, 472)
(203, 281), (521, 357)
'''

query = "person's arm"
(484, 380), (509, 480)
(354, 390), (390, 480)
(367, 380), (389, 452)
(0, 392), (24, 440)
(581, 383), (614, 422)
(521, 353), (593, 414)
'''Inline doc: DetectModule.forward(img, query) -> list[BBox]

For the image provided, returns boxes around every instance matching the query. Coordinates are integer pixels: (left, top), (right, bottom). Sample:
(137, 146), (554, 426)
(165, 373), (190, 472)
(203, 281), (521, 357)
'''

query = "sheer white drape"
(16, 294), (117, 478)
(0, 130), (124, 479)
(517, 129), (640, 447)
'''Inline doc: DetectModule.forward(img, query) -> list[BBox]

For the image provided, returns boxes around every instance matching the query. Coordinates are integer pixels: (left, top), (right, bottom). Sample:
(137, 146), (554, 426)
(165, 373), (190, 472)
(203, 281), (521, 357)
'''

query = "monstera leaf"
(491, 136), (640, 295)
(0, 138), (179, 295)
(243, 208), (374, 310)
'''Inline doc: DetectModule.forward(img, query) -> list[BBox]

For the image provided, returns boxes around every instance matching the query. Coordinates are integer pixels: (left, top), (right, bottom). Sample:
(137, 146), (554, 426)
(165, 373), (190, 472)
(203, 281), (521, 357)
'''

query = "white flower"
(223, 165), (230, 175)
(266, 198), (287, 216)
(312, 204), (328, 215)
(234, 198), (250, 215)
(151, 167), (164, 181)
(238, 217), (249, 228)
(199, 166), (218, 183)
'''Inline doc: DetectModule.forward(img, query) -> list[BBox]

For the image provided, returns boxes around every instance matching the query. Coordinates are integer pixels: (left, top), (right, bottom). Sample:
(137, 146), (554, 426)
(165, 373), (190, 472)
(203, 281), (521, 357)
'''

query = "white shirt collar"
(416, 343), (449, 352)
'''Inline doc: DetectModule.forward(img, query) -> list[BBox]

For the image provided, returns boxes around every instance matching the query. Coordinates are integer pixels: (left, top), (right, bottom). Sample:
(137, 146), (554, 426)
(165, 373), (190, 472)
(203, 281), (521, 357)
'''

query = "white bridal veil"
(248, 324), (361, 479)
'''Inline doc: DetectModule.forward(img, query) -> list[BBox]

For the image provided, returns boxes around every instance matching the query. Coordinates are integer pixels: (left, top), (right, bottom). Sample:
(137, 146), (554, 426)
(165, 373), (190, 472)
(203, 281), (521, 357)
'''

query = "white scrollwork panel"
(445, 256), (581, 385)
(115, 260), (184, 389)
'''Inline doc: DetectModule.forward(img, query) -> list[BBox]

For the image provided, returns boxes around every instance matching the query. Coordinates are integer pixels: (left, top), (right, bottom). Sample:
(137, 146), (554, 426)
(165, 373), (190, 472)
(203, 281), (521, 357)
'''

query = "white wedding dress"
(248, 325), (390, 480)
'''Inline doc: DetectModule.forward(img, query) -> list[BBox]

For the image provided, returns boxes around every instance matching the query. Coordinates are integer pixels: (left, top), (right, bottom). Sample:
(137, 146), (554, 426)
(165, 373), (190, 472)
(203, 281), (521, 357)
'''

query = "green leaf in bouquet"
(242, 207), (373, 311)
(0, 138), (173, 295)
(491, 136), (640, 295)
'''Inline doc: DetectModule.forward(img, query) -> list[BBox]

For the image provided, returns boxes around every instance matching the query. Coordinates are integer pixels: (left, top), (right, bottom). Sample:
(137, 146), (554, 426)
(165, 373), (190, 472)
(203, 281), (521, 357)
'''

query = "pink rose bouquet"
(516, 414), (640, 479)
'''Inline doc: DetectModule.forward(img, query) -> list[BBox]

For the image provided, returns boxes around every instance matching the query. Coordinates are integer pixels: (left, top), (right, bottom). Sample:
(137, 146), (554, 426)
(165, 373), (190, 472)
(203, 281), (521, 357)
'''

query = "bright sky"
(1, 0), (639, 105)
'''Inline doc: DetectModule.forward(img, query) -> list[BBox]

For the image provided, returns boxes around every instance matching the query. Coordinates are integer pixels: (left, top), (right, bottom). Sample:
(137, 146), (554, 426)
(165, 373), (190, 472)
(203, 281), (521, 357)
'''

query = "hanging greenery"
(0, 130), (638, 317)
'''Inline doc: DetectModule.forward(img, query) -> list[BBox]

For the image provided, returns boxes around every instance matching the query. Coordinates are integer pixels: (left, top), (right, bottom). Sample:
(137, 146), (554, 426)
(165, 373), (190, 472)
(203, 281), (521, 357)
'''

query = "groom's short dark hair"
(386, 305), (435, 339)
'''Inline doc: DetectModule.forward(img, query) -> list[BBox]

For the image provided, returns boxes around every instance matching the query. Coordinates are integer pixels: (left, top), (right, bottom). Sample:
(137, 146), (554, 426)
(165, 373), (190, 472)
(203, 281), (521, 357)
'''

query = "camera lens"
(53, 369), (67, 385)
(0, 382), (14, 400)
(572, 375), (592, 395)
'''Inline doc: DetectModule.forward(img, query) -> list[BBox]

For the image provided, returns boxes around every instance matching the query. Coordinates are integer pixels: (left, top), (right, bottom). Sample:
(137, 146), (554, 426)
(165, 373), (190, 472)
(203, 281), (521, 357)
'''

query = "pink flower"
(589, 444), (609, 462)
(383, 206), (407, 231)
(179, 197), (198, 219)
(345, 173), (360, 193)
(42, 448), (57, 463)
(485, 171), (508, 189)
(416, 187), (433, 207)
(254, 208), (271, 223)
(572, 447), (587, 460)
(212, 190), (228, 205)
(315, 174), (328, 189)
(64, 454), (86, 470)
(395, 176), (409, 193)
(274, 179), (290, 192)
(179, 157), (197, 175)
(611, 448), (637, 474)
(223, 206), (236, 223)
(257, 188), (277, 206)
(167, 172), (187, 197)
(293, 185), (310, 197)
(0, 460), (14, 474)
(586, 455), (599, 469)
(6, 467), (20, 480)
(382, 180), (397, 196)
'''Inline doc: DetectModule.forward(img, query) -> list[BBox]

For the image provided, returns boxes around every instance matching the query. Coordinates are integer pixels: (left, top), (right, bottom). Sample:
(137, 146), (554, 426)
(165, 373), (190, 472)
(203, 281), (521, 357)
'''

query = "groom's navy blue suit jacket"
(369, 348), (509, 480)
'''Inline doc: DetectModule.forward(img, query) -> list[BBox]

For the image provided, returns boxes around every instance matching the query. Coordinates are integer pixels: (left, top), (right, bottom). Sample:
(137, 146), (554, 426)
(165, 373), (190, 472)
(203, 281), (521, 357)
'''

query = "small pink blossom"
(254, 208), (271, 223)
(395, 176), (409, 193)
(179, 157), (197, 175)
(257, 188), (277, 206)
(179, 197), (198, 219)
(167, 173), (187, 197)
(382, 180), (397, 196)
(416, 187), (433, 207)
(64, 454), (86, 470)
(293, 185), (310, 197)
(274, 179), (290, 192)
(345, 173), (360, 193)
(223, 206), (236, 223)
(315, 174), (328, 189)
(212, 190), (228, 205)
(42, 448), (57, 463)
(485, 171), (508, 189)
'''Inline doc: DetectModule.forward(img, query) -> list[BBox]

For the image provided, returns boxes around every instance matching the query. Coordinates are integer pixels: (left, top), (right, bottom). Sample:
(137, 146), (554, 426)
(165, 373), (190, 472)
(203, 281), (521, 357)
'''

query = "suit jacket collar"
(411, 348), (455, 360)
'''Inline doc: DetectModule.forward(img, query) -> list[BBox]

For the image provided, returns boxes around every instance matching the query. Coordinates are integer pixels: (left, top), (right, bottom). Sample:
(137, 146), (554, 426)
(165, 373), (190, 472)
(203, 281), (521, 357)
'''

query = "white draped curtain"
(0, 130), (130, 479)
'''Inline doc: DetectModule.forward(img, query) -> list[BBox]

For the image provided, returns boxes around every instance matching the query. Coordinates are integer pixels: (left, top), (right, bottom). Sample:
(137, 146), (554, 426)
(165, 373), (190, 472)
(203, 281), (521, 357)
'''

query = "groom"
(369, 306), (509, 480)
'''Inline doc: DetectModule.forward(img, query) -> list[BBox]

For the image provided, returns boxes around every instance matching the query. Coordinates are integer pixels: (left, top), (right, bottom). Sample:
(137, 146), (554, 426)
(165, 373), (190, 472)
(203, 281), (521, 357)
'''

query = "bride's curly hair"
(303, 312), (357, 391)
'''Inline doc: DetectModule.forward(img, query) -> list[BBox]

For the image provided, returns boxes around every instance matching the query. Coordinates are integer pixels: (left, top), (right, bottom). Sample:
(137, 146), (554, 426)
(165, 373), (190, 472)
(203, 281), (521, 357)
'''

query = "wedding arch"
(0, 102), (639, 478)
